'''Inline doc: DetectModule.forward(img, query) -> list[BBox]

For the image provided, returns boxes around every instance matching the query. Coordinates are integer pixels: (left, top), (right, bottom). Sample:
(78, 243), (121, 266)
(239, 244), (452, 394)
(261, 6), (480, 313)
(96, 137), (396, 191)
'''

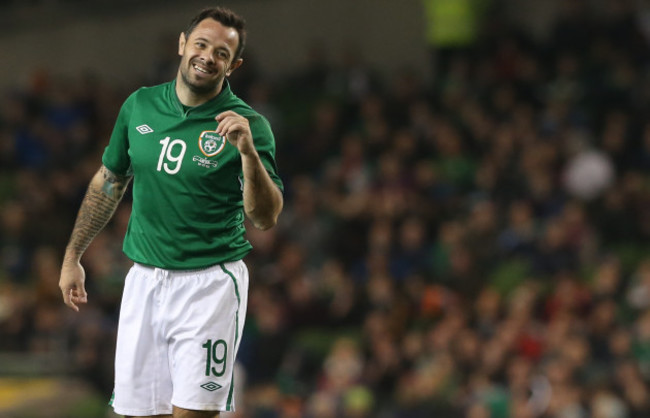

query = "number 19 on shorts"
(203, 339), (228, 377)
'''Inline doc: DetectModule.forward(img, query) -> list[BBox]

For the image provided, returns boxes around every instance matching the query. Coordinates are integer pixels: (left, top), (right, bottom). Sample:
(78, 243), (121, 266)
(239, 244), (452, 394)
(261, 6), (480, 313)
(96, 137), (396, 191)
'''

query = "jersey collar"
(169, 79), (234, 117)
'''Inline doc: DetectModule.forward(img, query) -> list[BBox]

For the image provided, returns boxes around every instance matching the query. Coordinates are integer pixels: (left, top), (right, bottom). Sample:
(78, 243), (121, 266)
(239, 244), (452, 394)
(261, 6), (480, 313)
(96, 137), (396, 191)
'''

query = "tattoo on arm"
(101, 166), (129, 199)
(65, 166), (131, 261)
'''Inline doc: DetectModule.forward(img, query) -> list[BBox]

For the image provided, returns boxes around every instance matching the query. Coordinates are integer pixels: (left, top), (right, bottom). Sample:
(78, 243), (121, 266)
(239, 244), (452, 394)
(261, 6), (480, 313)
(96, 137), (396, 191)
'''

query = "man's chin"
(181, 73), (220, 95)
(188, 82), (217, 95)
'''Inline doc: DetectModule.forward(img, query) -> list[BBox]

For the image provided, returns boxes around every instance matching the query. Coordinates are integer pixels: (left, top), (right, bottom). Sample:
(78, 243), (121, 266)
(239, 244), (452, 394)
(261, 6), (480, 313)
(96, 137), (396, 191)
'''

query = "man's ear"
(226, 59), (244, 77)
(178, 32), (186, 56)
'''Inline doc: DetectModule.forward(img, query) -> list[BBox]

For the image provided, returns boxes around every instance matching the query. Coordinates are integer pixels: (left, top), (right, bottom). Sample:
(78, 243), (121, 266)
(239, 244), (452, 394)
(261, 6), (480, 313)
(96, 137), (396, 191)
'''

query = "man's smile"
(192, 62), (214, 75)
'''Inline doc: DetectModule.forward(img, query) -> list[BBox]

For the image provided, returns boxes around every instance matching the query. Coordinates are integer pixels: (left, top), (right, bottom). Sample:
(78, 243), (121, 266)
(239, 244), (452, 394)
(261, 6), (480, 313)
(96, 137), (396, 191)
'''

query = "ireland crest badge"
(198, 130), (226, 157)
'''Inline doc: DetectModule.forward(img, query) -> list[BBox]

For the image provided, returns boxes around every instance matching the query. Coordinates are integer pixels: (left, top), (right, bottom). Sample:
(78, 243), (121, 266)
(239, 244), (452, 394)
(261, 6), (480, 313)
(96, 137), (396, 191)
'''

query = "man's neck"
(175, 75), (224, 107)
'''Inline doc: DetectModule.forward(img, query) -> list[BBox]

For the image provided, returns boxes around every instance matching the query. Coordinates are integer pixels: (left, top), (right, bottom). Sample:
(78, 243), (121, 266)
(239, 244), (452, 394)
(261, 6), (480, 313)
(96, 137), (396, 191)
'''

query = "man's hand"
(215, 111), (256, 156)
(215, 110), (283, 230)
(59, 260), (88, 312)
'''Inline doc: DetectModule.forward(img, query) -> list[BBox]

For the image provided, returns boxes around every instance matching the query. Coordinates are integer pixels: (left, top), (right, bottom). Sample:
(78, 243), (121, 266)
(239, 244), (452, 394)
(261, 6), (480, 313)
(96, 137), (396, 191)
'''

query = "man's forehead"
(189, 19), (239, 46)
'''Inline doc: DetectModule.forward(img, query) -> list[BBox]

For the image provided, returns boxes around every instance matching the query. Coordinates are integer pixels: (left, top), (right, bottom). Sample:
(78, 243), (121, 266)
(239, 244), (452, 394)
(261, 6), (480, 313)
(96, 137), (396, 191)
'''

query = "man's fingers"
(219, 121), (247, 140)
(215, 110), (237, 122)
(216, 118), (239, 137)
(65, 289), (79, 312)
(61, 288), (71, 305)
(215, 119), (231, 136)
(62, 288), (87, 312)
(71, 288), (88, 303)
(59, 262), (87, 312)
(215, 113), (248, 136)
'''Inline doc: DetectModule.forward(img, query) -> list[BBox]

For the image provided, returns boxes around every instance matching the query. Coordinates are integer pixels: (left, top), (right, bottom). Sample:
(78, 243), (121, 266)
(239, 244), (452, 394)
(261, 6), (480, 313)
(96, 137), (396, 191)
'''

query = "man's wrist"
(239, 148), (260, 159)
(63, 250), (81, 265)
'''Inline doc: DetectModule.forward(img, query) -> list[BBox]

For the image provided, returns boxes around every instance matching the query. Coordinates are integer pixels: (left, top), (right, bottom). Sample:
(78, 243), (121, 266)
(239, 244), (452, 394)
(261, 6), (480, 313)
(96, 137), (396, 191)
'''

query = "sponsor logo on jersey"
(193, 155), (219, 168)
(199, 130), (226, 157)
(136, 124), (154, 134)
(200, 381), (222, 392)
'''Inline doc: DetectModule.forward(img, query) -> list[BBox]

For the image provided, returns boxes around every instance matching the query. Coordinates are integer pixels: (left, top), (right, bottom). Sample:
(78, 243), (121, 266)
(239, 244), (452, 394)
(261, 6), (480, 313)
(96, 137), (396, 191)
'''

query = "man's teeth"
(194, 64), (209, 74)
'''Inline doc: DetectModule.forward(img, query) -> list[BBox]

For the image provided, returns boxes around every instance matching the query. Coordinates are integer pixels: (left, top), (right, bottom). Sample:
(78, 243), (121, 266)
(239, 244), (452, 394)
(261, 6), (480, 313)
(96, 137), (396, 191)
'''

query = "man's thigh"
(168, 261), (249, 412)
(115, 262), (248, 415)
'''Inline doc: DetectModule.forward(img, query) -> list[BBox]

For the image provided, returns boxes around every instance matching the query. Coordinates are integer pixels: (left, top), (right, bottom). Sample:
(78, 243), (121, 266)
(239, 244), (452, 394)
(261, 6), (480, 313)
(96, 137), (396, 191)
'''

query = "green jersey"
(102, 80), (283, 269)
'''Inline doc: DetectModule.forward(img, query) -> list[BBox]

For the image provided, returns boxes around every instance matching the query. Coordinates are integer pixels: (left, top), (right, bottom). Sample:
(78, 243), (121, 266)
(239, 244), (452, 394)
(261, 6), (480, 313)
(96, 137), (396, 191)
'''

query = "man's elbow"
(254, 220), (275, 231)
(248, 203), (282, 230)
(251, 214), (279, 231)
(246, 193), (283, 231)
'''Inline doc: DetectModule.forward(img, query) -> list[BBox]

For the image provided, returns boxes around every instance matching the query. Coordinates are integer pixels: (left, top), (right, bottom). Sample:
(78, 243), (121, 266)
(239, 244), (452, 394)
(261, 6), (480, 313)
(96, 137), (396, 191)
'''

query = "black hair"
(184, 6), (247, 61)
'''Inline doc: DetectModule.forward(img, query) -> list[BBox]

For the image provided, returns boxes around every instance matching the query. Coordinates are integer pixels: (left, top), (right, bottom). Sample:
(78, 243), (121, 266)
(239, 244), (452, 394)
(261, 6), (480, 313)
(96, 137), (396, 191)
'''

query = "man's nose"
(200, 49), (215, 64)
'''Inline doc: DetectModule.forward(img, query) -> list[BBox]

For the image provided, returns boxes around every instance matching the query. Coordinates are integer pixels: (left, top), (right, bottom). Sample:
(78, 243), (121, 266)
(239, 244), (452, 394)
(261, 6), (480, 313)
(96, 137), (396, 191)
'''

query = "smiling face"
(176, 18), (243, 102)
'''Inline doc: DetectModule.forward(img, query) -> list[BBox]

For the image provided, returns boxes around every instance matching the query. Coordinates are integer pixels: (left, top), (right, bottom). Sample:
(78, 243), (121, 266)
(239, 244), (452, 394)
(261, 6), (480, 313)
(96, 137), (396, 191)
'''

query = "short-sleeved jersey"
(102, 80), (283, 270)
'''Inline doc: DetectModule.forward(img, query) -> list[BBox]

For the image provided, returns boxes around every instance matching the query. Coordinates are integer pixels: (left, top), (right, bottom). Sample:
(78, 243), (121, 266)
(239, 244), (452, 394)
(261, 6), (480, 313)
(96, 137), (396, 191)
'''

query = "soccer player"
(58, 7), (283, 418)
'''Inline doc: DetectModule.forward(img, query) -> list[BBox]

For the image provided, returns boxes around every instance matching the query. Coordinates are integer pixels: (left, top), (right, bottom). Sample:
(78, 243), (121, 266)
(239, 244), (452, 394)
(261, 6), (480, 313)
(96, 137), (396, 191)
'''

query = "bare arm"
(216, 111), (283, 230)
(59, 165), (132, 311)
(240, 151), (284, 230)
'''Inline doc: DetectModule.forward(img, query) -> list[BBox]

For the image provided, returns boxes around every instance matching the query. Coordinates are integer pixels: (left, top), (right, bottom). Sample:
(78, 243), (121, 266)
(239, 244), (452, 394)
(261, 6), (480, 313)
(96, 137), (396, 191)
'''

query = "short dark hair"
(184, 6), (247, 61)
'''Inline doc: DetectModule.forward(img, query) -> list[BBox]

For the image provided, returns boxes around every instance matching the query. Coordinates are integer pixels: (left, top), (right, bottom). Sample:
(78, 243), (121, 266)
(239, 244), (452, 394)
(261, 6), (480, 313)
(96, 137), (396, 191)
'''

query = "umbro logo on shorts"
(200, 381), (222, 392)
(136, 124), (154, 134)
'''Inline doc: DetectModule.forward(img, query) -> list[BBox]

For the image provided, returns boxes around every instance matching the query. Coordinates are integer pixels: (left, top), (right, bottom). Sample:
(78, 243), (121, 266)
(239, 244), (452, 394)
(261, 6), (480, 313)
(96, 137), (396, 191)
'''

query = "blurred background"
(2, 0), (650, 416)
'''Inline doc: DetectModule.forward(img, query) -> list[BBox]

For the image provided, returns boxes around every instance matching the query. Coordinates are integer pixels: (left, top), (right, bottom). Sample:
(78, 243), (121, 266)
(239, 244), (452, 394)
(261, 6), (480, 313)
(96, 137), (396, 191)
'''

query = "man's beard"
(180, 66), (222, 95)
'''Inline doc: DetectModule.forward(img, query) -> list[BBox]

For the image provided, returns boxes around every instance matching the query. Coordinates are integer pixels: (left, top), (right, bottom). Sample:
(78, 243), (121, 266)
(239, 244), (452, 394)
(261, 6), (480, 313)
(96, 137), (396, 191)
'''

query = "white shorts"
(110, 261), (249, 416)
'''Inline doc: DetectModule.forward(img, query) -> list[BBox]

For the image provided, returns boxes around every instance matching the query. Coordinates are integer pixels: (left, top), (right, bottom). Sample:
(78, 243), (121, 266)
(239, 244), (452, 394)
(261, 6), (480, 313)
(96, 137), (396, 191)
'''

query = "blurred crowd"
(4, 0), (650, 417)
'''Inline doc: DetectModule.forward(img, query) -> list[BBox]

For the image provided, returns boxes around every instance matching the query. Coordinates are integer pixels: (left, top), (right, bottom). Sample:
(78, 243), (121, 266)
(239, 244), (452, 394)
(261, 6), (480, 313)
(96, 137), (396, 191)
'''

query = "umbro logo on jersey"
(200, 381), (222, 392)
(136, 124), (154, 134)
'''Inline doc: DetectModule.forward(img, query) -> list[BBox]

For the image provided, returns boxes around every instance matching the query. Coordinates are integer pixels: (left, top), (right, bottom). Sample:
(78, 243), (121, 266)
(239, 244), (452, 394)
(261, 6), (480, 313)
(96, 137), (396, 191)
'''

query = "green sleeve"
(250, 115), (283, 192)
(102, 93), (136, 176)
